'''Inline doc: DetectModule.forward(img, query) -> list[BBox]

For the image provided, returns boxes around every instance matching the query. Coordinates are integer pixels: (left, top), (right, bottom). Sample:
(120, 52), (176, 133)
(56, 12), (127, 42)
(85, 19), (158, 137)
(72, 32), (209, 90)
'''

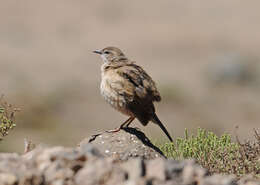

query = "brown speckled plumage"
(94, 46), (173, 142)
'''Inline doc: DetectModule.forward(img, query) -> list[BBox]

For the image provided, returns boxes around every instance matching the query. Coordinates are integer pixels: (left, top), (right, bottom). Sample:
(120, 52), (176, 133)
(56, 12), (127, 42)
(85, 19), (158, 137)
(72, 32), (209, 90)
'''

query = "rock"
(78, 143), (104, 158)
(165, 160), (185, 180)
(201, 174), (237, 185)
(146, 158), (166, 181)
(124, 179), (147, 185)
(44, 161), (74, 183)
(75, 158), (127, 185)
(120, 158), (145, 180)
(81, 127), (166, 160)
(0, 173), (17, 185)
(0, 153), (20, 160)
(238, 176), (260, 185)
(182, 159), (207, 185)
(0, 153), (22, 173)
(19, 172), (44, 185)
(0, 135), (258, 185)
(104, 166), (128, 185)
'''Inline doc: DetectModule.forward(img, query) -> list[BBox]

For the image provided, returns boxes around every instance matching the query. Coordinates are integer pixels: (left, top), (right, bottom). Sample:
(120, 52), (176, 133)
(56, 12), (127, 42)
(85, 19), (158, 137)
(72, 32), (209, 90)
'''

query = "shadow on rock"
(82, 127), (166, 160)
(122, 127), (166, 158)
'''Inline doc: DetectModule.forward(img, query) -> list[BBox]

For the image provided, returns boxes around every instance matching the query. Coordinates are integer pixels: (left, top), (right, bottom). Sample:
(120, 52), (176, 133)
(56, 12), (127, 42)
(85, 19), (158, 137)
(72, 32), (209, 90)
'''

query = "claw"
(105, 127), (121, 133)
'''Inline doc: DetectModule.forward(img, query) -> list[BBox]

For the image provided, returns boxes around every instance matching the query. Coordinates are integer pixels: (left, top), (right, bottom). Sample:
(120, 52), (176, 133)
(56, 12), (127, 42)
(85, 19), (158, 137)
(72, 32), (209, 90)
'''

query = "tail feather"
(151, 114), (173, 142)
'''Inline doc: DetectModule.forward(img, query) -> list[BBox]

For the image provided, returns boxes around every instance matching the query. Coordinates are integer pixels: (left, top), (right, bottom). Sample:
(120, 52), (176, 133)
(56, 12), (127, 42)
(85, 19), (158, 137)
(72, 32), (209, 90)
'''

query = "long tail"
(151, 113), (173, 142)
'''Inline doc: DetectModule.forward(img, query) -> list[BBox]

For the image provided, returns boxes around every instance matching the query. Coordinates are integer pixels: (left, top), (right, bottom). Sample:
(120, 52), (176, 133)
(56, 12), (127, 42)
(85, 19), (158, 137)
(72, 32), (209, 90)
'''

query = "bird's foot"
(89, 128), (121, 142)
(105, 127), (122, 133)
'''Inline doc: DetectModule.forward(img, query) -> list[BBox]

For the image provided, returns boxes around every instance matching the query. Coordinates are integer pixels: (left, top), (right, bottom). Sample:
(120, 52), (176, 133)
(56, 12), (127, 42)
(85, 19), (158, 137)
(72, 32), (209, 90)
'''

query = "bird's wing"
(115, 63), (161, 102)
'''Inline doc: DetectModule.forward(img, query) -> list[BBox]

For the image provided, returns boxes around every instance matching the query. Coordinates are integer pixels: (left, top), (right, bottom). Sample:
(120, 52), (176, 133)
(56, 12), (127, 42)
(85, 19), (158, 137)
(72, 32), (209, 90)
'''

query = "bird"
(93, 46), (173, 142)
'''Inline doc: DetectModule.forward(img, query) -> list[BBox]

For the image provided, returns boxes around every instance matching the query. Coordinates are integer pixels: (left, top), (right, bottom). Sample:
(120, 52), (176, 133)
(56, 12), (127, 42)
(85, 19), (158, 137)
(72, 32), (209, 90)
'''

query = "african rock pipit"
(93, 47), (173, 142)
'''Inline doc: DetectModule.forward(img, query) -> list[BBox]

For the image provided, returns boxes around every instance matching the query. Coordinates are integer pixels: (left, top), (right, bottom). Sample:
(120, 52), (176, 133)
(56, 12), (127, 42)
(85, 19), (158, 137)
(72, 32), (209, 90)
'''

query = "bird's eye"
(104, 51), (110, 54)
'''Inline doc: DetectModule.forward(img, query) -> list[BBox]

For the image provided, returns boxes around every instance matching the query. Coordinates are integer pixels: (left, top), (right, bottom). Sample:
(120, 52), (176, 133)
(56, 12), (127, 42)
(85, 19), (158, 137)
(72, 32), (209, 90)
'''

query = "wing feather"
(115, 63), (161, 102)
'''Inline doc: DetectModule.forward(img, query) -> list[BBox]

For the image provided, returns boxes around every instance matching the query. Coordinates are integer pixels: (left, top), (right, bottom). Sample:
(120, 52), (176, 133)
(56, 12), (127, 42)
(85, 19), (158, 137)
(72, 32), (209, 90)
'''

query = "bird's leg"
(106, 117), (133, 133)
(124, 117), (135, 128)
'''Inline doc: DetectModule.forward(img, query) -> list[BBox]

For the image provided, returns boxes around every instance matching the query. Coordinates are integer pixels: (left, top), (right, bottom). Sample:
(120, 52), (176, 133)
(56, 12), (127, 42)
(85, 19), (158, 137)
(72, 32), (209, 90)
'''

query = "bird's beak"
(93, 50), (102, 55)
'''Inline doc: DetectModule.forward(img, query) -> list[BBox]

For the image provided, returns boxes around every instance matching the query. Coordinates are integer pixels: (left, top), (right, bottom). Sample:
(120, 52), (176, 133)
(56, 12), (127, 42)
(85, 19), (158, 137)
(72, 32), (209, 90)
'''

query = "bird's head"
(93, 46), (126, 63)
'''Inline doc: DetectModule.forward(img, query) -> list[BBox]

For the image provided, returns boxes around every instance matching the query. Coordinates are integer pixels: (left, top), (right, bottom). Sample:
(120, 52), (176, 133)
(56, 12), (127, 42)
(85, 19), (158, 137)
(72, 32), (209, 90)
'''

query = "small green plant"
(159, 128), (260, 178)
(0, 96), (19, 140)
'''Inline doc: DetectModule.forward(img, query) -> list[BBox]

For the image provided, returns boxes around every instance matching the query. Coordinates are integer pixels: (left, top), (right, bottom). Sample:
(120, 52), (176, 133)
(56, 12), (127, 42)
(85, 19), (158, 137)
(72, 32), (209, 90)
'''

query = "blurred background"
(1, 0), (260, 152)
